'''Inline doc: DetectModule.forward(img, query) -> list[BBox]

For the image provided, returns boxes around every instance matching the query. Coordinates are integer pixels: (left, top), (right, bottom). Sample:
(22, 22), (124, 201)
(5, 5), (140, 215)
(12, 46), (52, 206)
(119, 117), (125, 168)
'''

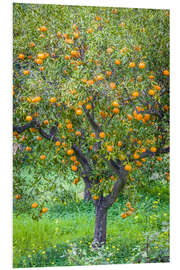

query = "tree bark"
(84, 185), (92, 201)
(92, 203), (108, 247)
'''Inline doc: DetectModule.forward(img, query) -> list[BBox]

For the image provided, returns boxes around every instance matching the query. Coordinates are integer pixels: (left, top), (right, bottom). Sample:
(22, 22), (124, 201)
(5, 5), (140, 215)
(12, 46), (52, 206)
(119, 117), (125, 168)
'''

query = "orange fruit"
(23, 70), (30, 75)
(15, 194), (21, 199)
(106, 71), (112, 76)
(56, 141), (61, 146)
(109, 82), (117, 89)
(90, 133), (96, 138)
(163, 70), (169, 76)
(40, 67), (44, 71)
(26, 115), (32, 122)
(112, 101), (119, 107)
(144, 114), (150, 121)
(149, 75), (155, 80)
(26, 146), (31, 152)
(148, 89), (155, 96)
(87, 28), (93, 34)
(136, 114), (143, 121)
(89, 145), (93, 150)
(99, 132), (105, 138)
(124, 164), (132, 172)
(35, 58), (43, 64)
(73, 178), (79, 184)
(40, 155), (46, 160)
(65, 38), (74, 44)
(92, 195), (99, 200)
(50, 97), (56, 103)
(129, 62), (135, 68)
(71, 165), (78, 171)
(42, 207), (48, 213)
(136, 161), (142, 167)
(150, 147), (157, 153)
(36, 136), (42, 141)
(157, 156), (162, 161)
(86, 103), (92, 110)
(87, 80), (94, 86)
(32, 202), (38, 208)
(67, 149), (74, 155)
(70, 156), (77, 162)
(95, 16), (101, 21)
(75, 108), (83, 116)
(127, 114), (133, 121)
(133, 153), (140, 159)
(44, 120), (49, 125)
(106, 145), (113, 152)
(75, 131), (81, 136)
(18, 54), (25, 60)
(121, 213), (127, 219)
(139, 62), (146, 69)
(113, 108), (120, 114)
(40, 26), (47, 32)
(132, 91), (139, 98)
(115, 59), (121, 65)
(32, 96), (41, 103)
(64, 55), (70, 60)
(155, 85), (161, 91)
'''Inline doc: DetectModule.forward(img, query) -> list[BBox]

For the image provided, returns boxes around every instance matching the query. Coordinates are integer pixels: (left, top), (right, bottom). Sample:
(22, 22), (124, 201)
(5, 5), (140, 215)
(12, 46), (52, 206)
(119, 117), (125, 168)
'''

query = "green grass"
(13, 191), (169, 267)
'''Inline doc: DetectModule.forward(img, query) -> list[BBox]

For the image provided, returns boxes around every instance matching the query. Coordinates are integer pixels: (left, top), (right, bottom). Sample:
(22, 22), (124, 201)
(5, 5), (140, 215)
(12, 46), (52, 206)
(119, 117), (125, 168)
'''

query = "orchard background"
(13, 3), (170, 267)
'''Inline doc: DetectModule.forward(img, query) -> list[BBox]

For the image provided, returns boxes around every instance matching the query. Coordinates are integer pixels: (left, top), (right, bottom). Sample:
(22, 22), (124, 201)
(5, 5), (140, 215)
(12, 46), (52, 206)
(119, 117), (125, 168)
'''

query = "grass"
(13, 188), (169, 267)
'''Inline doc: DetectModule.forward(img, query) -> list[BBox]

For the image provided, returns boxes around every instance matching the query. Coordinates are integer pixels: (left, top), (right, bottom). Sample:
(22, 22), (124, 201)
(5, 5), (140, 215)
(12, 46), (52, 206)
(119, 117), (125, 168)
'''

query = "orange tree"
(13, 4), (169, 246)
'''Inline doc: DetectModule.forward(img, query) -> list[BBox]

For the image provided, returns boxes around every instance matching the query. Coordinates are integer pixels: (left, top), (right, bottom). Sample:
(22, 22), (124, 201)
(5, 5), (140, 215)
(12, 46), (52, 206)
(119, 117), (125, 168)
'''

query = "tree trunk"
(84, 185), (92, 201)
(92, 204), (108, 247)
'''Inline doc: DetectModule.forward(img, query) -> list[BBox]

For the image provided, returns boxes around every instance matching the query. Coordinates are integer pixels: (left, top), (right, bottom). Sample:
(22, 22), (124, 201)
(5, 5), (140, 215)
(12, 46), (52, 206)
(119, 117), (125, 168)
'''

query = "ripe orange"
(127, 114), (133, 121)
(87, 80), (94, 86)
(155, 85), (161, 91)
(36, 136), (42, 141)
(42, 207), (48, 213)
(136, 114), (143, 121)
(50, 97), (56, 103)
(157, 156), (162, 161)
(40, 155), (46, 160)
(75, 131), (81, 136)
(40, 67), (44, 71)
(35, 58), (43, 64)
(92, 195), (99, 200)
(148, 89), (155, 96)
(99, 132), (105, 138)
(26, 115), (32, 122)
(149, 75), (155, 80)
(15, 194), (21, 199)
(136, 161), (142, 167)
(132, 91), (139, 98)
(26, 146), (31, 152)
(115, 59), (121, 65)
(18, 54), (25, 60)
(106, 145), (113, 152)
(70, 156), (76, 162)
(124, 164), (132, 172)
(76, 108), (83, 116)
(95, 16), (101, 21)
(23, 70), (30, 75)
(40, 26), (47, 32)
(73, 178), (79, 184)
(117, 141), (122, 147)
(106, 71), (112, 76)
(89, 145), (93, 150)
(65, 38), (74, 44)
(87, 28), (93, 34)
(44, 120), (49, 125)
(150, 147), (157, 153)
(67, 149), (74, 155)
(139, 62), (146, 69)
(121, 213), (127, 219)
(112, 101), (119, 107)
(109, 82), (117, 89)
(67, 123), (73, 129)
(113, 108), (120, 114)
(32, 202), (38, 208)
(90, 133), (96, 138)
(144, 114), (150, 121)
(32, 96), (41, 103)
(133, 153), (140, 159)
(163, 70), (169, 76)
(56, 141), (61, 146)
(129, 62), (135, 68)
(71, 165), (78, 171)
(86, 103), (92, 110)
